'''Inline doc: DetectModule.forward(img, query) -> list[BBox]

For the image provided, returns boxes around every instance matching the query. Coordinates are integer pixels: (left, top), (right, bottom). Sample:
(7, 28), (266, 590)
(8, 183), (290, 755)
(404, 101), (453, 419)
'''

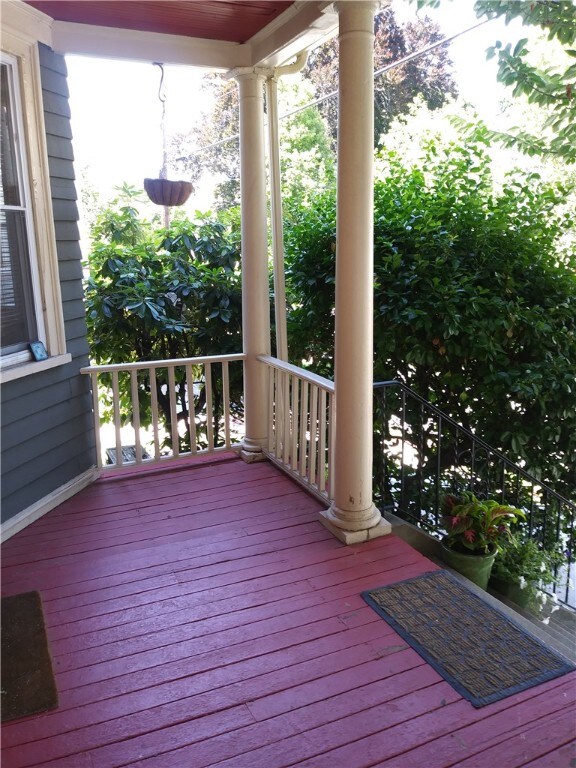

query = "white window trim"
(1, 4), (67, 379)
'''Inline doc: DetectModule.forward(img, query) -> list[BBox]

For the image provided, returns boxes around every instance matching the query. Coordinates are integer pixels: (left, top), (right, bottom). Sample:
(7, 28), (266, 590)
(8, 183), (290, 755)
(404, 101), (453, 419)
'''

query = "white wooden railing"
(81, 354), (245, 470)
(259, 355), (335, 503)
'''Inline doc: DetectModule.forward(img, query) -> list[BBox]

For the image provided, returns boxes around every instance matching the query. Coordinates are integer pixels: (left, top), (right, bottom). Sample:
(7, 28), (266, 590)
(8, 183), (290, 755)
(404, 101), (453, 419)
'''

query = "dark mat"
(1, 591), (59, 722)
(362, 570), (575, 708)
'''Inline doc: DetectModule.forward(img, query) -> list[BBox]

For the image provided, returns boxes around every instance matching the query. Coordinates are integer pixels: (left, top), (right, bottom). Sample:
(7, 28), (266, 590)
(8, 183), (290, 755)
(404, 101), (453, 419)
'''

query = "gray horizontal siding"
(44, 113), (73, 141)
(57, 243), (85, 264)
(1, 43), (96, 525)
(66, 336), (90, 359)
(2, 440), (94, 515)
(2, 402), (94, 476)
(54, 220), (81, 241)
(47, 156), (75, 180)
(2, 376), (81, 426)
(46, 135), (75, 162)
(41, 90), (71, 119)
(52, 197), (78, 220)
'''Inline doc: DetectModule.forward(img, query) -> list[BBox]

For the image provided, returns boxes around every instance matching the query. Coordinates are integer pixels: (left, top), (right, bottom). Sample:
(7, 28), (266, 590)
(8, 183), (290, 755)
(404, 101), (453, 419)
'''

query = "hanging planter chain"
(144, 61), (193, 210)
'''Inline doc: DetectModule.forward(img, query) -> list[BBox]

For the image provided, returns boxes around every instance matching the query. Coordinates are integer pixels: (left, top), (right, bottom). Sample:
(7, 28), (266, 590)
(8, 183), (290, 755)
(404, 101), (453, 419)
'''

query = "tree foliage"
(302, 6), (458, 147)
(85, 186), (243, 447)
(473, 0), (576, 161)
(169, 74), (335, 210)
(284, 130), (576, 497)
(277, 79), (336, 209)
(170, 76), (240, 209)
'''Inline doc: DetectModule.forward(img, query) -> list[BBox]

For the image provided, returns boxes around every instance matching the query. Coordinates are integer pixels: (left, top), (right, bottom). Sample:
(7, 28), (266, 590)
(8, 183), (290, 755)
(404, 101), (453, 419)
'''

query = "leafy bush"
(85, 188), (243, 447)
(284, 131), (576, 496)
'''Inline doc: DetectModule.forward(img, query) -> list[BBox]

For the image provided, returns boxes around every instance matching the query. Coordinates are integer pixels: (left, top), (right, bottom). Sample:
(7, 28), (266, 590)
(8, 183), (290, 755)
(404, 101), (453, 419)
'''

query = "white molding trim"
(1, 467), (98, 543)
(250, 1), (338, 67)
(1, 1), (54, 47)
(52, 21), (250, 70)
(2, 16), (67, 364)
(0, 353), (72, 383)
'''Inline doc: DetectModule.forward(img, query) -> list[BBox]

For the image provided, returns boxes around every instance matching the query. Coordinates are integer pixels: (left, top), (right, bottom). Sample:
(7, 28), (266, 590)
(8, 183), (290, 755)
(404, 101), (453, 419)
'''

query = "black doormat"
(1, 591), (59, 722)
(362, 570), (575, 708)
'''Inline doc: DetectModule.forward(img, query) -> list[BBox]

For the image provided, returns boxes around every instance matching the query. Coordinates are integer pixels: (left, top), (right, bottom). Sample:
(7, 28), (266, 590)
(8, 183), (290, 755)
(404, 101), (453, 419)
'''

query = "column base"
(239, 449), (267, 464)
(318, 507), (392, 544)
(235, 436), (268, 464)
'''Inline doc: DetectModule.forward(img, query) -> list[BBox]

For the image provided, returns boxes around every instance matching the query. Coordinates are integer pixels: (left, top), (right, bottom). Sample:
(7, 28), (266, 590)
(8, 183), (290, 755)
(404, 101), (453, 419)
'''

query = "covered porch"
(2, 455), (575, 767)
(15, 0), (389, 545)
(2, 3), (574, 764)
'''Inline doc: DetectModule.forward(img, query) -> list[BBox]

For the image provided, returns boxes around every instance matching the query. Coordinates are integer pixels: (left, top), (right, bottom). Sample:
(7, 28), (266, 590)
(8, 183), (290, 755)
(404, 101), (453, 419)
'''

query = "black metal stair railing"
(373, 380), (576, 610)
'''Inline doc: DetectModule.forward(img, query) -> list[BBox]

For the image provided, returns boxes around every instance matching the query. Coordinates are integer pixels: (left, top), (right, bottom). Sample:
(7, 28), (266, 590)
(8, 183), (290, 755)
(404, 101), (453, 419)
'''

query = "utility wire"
(178, 17), (491, 160)
(279, 18), (489, 123)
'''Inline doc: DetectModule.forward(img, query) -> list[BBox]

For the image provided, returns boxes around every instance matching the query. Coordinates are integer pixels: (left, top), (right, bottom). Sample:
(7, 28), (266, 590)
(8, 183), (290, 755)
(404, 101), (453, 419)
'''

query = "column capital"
(334, 1), (379, 18)
(226, 66), (271, 83)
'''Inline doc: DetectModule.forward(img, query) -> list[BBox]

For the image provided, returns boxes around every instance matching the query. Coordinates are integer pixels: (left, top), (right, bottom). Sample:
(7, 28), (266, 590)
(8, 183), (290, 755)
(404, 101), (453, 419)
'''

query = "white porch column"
(236, 70), (271, 461)
(320, 1), (391, 543)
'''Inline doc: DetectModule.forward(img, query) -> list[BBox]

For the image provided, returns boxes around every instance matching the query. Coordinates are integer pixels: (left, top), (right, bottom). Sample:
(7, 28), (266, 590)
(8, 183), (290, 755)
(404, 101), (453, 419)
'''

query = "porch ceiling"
(22, 0), (338, 68)
(24, 1), (295, 44)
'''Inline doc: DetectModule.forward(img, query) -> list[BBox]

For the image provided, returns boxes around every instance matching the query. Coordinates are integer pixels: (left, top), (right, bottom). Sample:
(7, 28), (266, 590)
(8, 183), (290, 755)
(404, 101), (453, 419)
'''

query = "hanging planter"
(144, 177), (193, 207)
(144, 62), (193, 215)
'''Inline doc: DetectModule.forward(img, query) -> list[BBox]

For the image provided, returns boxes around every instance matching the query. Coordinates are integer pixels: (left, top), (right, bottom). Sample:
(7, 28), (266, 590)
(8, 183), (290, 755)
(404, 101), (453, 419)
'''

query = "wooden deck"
(2, 455), (575, 768)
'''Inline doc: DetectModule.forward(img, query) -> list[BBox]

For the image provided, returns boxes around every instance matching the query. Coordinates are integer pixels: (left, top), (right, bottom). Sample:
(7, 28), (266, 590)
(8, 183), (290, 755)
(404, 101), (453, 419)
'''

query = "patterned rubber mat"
(362, 569), (575, 707)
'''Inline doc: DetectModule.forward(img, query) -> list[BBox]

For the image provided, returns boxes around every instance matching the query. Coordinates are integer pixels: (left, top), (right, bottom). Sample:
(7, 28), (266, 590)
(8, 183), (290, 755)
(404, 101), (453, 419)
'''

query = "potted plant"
(490, 536), (566, 611)
(440, 492), (525, 589)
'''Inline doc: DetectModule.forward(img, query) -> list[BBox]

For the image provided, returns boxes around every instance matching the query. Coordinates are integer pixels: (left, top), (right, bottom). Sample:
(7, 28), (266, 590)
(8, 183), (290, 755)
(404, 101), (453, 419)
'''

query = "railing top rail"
(258, 354), (335, 392)
(374, 379), (576, 511)
(81, 353), (246, 375)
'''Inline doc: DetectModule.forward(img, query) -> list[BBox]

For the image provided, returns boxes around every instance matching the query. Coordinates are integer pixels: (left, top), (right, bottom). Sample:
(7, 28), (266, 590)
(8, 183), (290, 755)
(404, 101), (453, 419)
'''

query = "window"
(1, 53), (45, 363)
(0, 10), (69, 381)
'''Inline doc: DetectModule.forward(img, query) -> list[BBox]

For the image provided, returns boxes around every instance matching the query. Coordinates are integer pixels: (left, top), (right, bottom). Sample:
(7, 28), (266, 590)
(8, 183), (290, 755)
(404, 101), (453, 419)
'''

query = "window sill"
(0, 353), (72, 383)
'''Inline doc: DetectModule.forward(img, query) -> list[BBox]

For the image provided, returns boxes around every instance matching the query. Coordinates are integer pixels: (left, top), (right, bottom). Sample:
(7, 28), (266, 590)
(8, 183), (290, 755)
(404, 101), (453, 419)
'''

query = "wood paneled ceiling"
(24, 1), (296, 44)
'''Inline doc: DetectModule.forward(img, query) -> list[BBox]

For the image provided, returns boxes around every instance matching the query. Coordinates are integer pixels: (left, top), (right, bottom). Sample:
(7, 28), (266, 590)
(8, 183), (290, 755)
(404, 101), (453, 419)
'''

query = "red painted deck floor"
(2, 456), (575, 768)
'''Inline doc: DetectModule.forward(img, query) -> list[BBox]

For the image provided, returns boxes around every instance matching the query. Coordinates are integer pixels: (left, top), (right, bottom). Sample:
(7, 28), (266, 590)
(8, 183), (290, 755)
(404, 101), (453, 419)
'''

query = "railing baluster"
(112, 370), (122, 467)
(130, 369), (142, 463)
(205, 362), (214, 451)
(400, 389), (406, 513)
(299, 379), (309, 478)
(90, 372), (103, 468)
(435, 414), (442, 527)
(167, 366), (179, 457)
(451, 424), (458, 495)
(291, 377), (300, 472)
(185, 364), (197, 454)
(318, 388), (327, 493)
(283, 372), (291, 466)
(514, 470), (521, 510)
(470, 440), (476, 496)
(309, 384), (318, 488)
(417, 402), (425, 523)
(328, 391), (335, 499)
(268, 366), (276, 455)
(150, 367), (161, 461)
(276, 369), (285, 460)
(222, 362), (231, 449)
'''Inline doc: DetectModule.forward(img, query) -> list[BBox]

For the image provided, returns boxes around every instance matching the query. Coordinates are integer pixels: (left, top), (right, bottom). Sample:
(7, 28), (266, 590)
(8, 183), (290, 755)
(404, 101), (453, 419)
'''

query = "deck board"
(2, 456), (575, 768)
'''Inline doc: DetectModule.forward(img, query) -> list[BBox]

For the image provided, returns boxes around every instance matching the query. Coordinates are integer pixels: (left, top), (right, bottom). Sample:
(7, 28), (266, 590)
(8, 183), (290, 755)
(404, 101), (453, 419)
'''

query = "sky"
(65, 1), (527, 216)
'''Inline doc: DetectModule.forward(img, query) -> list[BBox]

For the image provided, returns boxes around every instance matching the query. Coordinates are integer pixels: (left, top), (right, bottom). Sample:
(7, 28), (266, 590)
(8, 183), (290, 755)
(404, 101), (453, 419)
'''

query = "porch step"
(386, 511), (576, 664)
